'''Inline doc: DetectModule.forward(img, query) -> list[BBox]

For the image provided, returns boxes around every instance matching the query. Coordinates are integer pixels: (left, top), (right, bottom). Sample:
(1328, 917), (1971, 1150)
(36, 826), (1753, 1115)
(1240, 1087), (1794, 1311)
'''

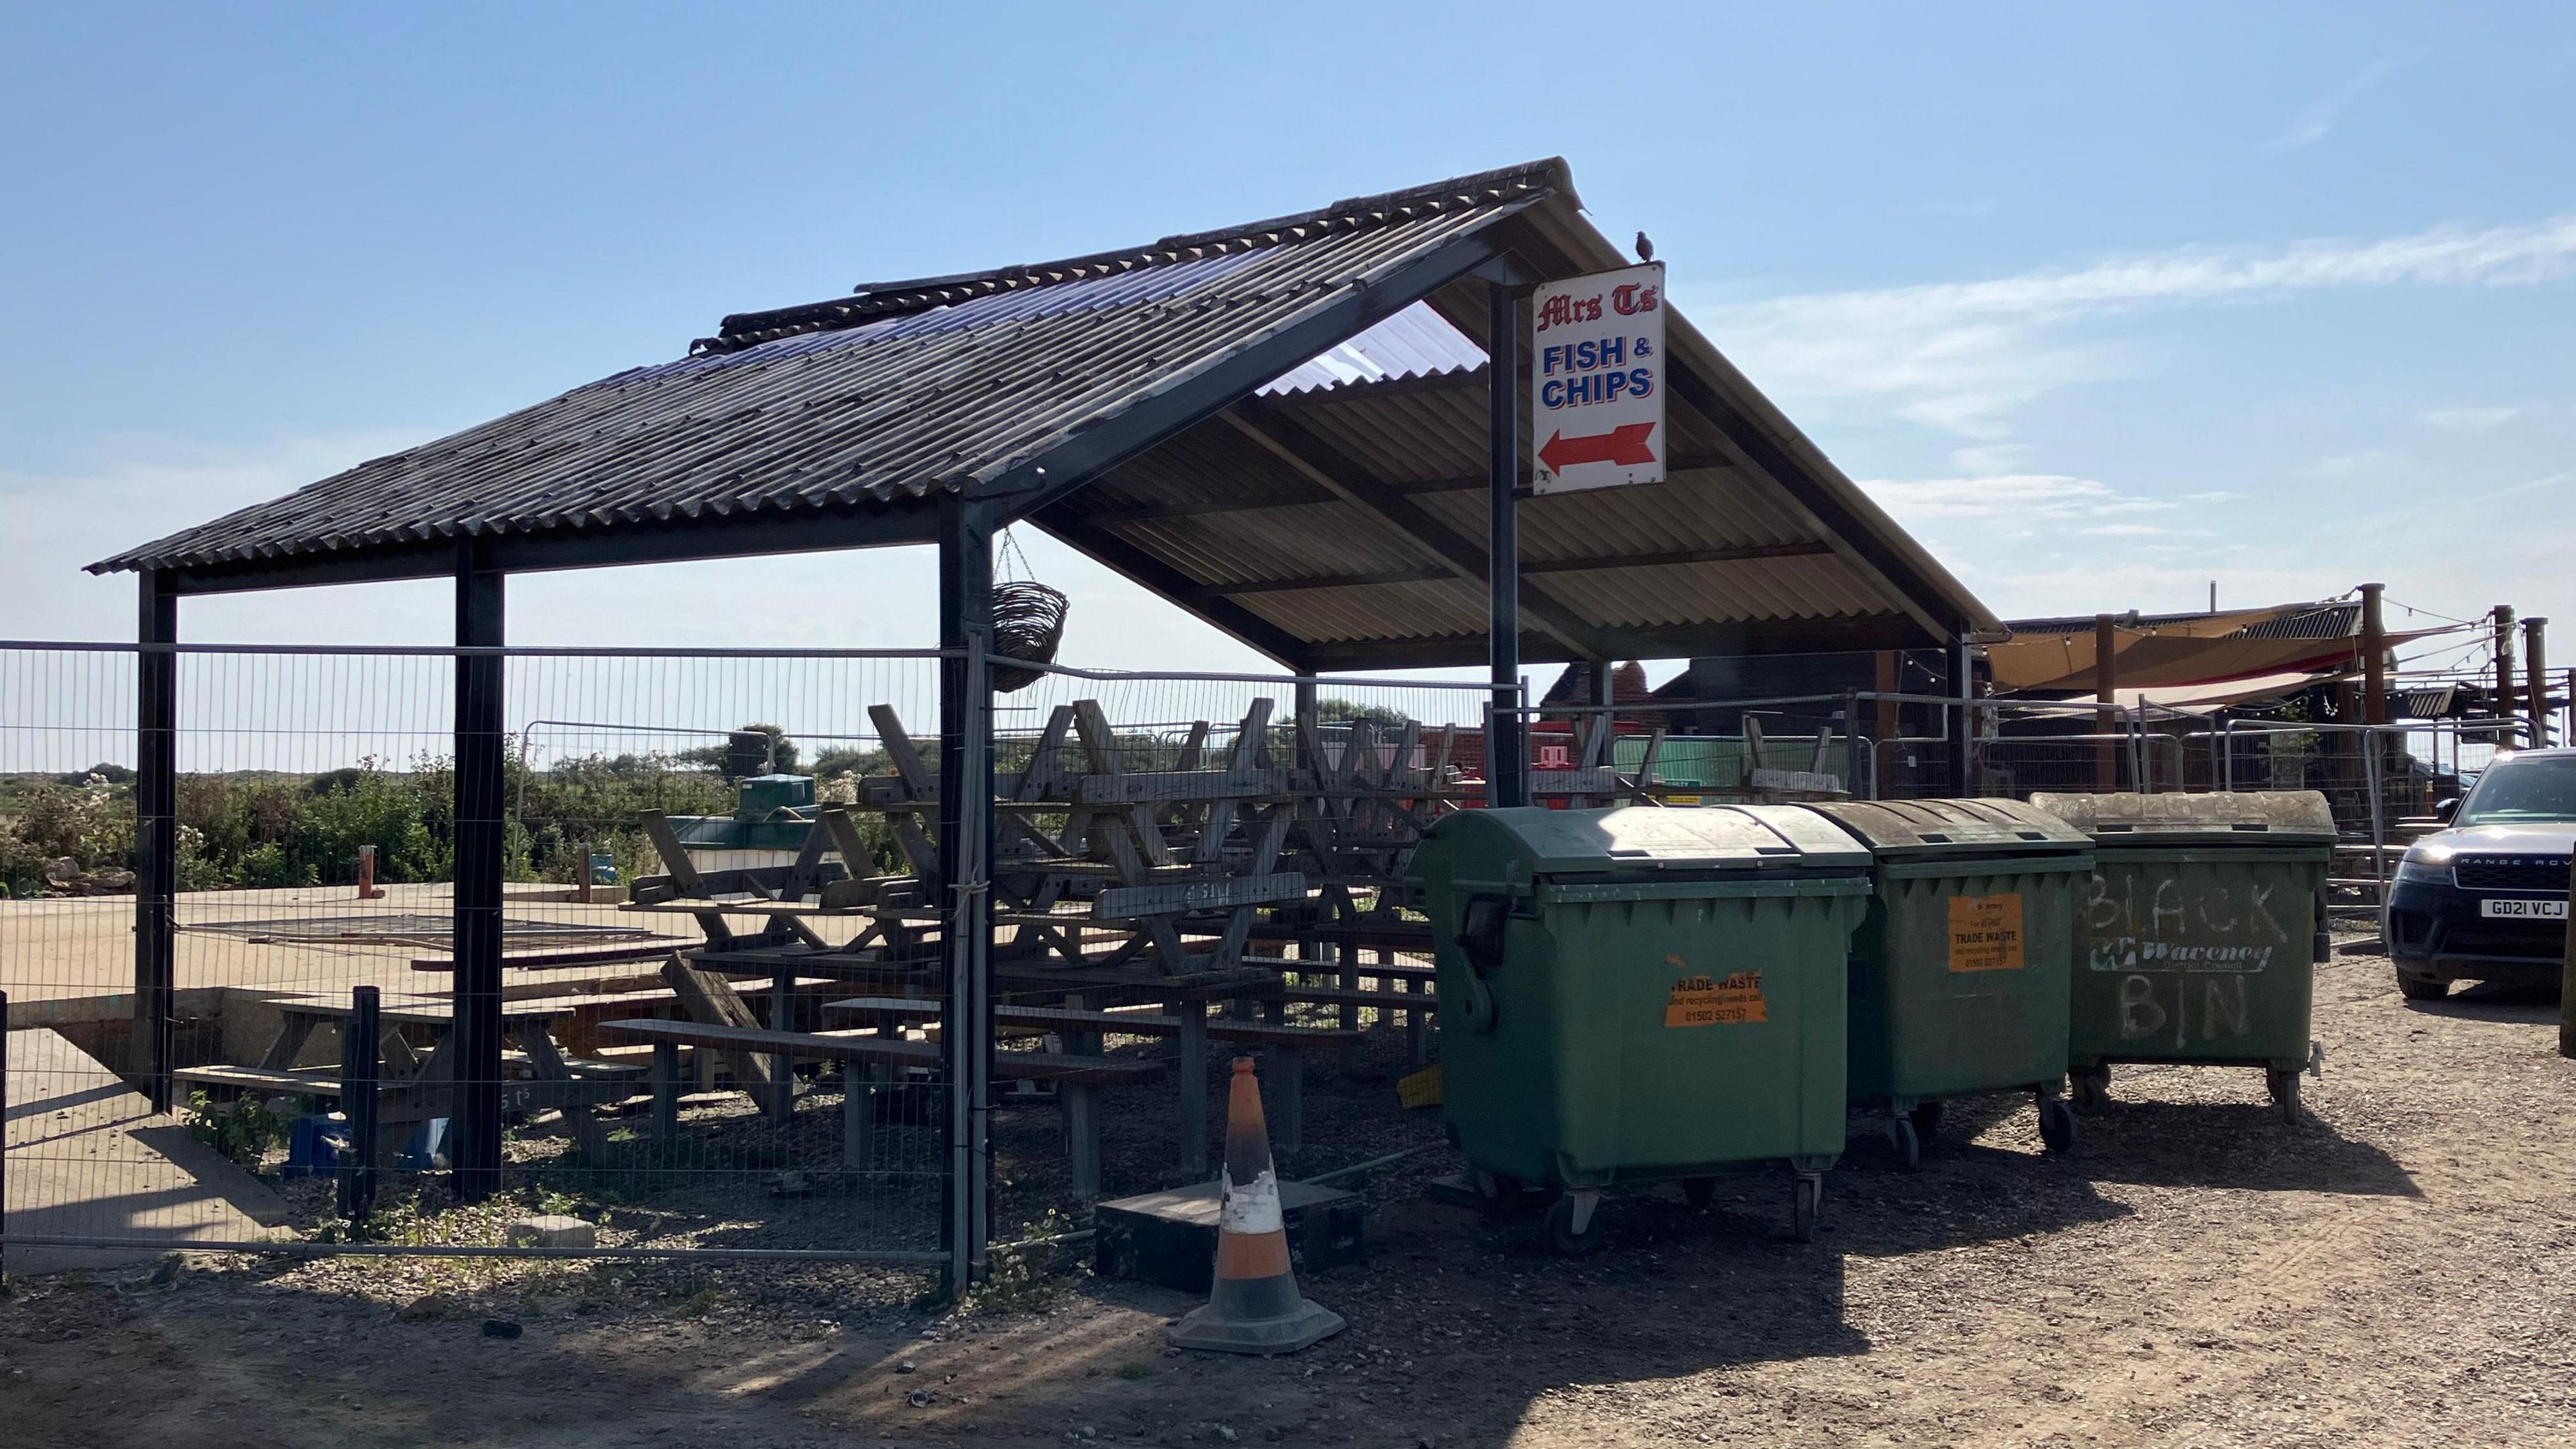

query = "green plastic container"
(1611, 735), (1833, 793)
(1801, 799), (2094, 1166)
(1408, 805), (1872, 1248)
(2028, 791), (2337, 1119)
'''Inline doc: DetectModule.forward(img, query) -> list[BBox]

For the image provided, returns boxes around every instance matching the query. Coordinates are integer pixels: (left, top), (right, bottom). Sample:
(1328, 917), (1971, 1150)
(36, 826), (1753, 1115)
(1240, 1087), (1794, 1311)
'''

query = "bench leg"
(841, 1063), (873, 1170)
(1336, 943), (1358, 1033)
(1274, 1048), (1303, 1155)
(767, 971), (796, 1124)
(1177, 1001), (1209, 1177)
(652, 1041), (680, 1140)
(1065, 1081), (1102, 1200)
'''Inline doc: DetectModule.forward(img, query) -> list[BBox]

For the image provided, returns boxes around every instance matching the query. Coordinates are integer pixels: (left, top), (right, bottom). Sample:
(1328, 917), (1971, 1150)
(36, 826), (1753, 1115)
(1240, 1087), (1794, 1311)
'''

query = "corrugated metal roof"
(93, 162), (1559, 576)
(1259, 301), (1483, 395)
(89, 155), (2001, 669)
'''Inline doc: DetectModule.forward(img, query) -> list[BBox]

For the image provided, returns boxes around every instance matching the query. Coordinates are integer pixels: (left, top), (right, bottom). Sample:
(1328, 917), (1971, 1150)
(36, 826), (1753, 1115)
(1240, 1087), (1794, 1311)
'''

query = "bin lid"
(2027, 790), (2337, 845)
(1419, 804), (1871, 877)
(1801, 798), (2092, 857)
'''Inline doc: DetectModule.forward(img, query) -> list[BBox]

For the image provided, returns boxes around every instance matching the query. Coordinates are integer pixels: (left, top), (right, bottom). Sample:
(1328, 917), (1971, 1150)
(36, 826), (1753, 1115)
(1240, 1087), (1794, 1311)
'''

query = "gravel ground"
(5, 934), (2572, 1448)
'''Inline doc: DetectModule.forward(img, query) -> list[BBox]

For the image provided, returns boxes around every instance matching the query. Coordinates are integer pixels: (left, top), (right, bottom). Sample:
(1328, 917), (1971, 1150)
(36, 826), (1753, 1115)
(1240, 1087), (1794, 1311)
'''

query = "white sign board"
(1529, 262), (1666, 494)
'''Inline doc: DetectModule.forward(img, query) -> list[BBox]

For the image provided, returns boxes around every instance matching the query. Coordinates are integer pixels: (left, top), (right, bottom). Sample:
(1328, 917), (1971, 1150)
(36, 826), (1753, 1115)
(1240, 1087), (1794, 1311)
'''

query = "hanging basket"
(990, 580), (1070, 694)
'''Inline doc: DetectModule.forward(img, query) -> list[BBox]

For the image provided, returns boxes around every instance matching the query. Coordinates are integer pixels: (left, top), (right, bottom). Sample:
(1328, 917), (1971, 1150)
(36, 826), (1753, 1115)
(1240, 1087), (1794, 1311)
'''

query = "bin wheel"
(2070, 1065), (2112, 1116)
(2266, 1068), (2302, 1121)
(2037, 1096), (2078, 1154)
(1680, 1176), (1716, 1210)
(1789, 1173), (1823, 1244)
(1473, 1170), (1524, 1219)
(1890, 1118), (1922, 1171)
(1545, 1193), (1607, 1256)
(1908, 1101), (1945, 1140)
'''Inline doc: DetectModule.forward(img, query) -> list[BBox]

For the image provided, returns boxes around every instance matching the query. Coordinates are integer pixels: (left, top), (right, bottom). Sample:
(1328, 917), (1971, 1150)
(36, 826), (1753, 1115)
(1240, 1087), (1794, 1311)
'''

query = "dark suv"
(2383, 747), (2576, 1000)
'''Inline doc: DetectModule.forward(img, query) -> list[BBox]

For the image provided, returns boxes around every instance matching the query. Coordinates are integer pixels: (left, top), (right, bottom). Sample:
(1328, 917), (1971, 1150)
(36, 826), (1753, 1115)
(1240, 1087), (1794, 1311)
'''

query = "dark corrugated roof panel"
(93, 160), (1564, 576)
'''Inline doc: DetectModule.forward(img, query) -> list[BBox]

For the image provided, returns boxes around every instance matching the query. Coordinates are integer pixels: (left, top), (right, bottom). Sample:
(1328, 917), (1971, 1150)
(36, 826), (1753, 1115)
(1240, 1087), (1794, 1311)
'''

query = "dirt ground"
(7, 936), (2573, 1448)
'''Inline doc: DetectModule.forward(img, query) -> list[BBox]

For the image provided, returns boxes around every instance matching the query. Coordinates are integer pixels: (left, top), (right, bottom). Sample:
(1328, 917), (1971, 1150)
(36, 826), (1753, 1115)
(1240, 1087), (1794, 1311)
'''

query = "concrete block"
(504, 1214), (596, 1250)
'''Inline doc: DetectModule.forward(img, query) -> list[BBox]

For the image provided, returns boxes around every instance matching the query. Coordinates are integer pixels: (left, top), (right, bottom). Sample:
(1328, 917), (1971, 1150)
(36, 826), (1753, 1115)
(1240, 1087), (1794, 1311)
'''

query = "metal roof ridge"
(696, 158), (1570, 356)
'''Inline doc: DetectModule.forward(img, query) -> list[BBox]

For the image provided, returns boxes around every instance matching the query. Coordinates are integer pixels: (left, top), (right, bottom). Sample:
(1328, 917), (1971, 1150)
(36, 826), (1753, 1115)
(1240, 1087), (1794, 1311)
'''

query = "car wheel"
(2393, 969), (2449, 1002)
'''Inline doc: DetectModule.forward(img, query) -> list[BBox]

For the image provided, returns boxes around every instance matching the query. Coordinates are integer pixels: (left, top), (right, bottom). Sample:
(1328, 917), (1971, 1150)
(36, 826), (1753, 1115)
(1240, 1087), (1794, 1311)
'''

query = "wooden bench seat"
(598, 1018), (1164, 1197)
(1244, 954), (1435, 984)
(172, 1064), (344, 1099)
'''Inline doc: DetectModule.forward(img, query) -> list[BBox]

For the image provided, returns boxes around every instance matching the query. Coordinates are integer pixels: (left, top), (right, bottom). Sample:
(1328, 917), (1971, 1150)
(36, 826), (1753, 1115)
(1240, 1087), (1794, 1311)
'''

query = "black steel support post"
(136, 572), (179, 1112)
(938, 494), (996, 1295)
(451, 542), (506, 1199)
(1950, 638), (1977, 797)
(1487, 281), (1529, 809)
(338, 985), (381, 1225)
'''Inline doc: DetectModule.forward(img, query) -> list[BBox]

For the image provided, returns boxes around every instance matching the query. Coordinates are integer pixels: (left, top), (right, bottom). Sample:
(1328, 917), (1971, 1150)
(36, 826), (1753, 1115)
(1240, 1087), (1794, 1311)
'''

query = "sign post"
(1531, 262), (1666, 494)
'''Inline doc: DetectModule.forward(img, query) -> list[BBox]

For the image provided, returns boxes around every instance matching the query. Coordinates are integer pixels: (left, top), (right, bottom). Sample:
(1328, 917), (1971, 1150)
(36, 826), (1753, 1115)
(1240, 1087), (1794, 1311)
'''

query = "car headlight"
(2394, 843), (2457, 883)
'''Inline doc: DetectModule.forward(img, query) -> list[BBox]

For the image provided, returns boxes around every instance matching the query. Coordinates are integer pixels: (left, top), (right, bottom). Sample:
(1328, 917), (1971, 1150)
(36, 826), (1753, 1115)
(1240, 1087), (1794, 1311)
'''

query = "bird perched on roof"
(1634, 231), (1654, 262)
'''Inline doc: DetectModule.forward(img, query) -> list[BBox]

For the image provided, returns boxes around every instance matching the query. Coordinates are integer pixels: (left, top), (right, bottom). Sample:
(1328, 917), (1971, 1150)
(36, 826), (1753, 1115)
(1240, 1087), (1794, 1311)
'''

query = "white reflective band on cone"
(1219, 1167), (1284, 1236)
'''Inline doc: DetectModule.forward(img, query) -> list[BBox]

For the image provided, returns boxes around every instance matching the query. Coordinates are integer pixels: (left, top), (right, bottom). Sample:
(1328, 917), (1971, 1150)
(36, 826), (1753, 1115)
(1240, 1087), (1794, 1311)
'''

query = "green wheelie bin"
(2029, 791), (2337, 1120)
(1407, 805), (1873, 1251)
(1801, 799), (2095, 1168)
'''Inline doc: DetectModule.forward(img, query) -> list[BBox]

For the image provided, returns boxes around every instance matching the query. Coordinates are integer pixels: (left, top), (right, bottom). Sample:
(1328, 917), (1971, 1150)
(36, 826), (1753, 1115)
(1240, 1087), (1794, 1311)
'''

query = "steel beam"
(1175, 542), (1835, 601)
(134, 572), (178, 1112)
(1487, 280), (1529, 809)
(980, 223), (1523, 512)
(1023, 504), (1310, 669)
(150, 505), (943, 597)
(937, 494), (996, 1295)
(450, 540), (507, 1200)
(1216, 409), (1613, 660)
(1299, 614), (1928, 673)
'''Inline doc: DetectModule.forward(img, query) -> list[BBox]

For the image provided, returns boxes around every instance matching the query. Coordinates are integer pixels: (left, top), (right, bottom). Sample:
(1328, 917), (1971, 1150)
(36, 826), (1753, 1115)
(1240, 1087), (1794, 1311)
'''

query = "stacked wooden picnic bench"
(584, 693), (1469, 1194)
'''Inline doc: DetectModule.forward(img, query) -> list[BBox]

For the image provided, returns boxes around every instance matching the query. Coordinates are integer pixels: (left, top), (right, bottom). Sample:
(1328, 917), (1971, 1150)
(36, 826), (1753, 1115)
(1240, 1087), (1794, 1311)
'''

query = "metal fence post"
(1844, 690), (1868, 799)
(338, 985), (380, 1226)
(2364, 726), (2387, 902)
(2, 987), (9, 1282)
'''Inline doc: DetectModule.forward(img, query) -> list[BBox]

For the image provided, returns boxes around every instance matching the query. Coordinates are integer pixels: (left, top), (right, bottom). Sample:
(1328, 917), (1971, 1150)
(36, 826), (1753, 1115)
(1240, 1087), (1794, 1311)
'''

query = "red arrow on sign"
(1538, 421), (1658, 474)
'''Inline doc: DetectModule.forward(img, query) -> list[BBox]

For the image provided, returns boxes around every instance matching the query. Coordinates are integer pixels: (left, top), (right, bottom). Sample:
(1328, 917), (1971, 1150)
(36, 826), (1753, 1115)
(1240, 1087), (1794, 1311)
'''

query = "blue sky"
(3, 2), (2571, 686)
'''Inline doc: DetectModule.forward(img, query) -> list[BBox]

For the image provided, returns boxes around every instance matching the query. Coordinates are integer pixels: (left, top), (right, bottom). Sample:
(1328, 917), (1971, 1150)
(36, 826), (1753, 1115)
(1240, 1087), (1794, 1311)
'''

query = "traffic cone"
(1169, 1057), (1345, 1355)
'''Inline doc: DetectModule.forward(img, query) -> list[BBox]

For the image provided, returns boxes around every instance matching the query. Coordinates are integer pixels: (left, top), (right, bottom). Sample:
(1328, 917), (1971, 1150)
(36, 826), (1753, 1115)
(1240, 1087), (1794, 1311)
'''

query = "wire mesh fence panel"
(0, 644), (963, 1265)
(2, 645), (1517, 1269)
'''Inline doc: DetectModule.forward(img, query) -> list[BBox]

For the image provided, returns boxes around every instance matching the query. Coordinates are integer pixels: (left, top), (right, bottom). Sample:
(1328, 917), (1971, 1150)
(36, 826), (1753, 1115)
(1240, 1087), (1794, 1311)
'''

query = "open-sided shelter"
(91, 156), (1996, 1285)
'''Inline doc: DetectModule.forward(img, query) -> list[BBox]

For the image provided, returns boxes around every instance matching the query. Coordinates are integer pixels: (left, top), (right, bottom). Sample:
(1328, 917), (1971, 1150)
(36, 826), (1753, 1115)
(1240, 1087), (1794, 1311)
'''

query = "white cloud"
(2261, 59), (2394, 152)
(1693, 212), (2576, 441)
(2074, 524), (2168, 537)
(2308, 450), (2392, 478)
(1856, 472), (2194, 525)
(2422, 405), (2520, 431)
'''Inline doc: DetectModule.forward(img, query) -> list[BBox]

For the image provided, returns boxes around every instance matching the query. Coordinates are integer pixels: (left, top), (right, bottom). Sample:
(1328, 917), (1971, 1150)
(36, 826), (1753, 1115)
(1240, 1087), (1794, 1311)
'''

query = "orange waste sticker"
(1947, 893), (2026, 973)
(1665, 969), (1768, 1026)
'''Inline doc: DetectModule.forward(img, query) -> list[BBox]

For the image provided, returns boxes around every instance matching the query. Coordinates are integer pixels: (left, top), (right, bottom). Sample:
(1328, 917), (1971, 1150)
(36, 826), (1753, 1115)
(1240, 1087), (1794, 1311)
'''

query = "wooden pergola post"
(2524, 616), (2549, 747)
(2493, 605), (2518, 736)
